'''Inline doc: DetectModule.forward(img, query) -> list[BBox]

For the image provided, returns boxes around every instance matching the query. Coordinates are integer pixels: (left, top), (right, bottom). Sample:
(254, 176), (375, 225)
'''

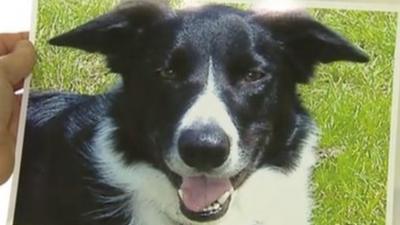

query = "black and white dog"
(15, 1), (368, 225)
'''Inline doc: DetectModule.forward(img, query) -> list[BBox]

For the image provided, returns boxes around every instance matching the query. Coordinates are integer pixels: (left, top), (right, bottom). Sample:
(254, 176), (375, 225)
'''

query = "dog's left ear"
(49, 0), (174, 54)
(253, 10), (369, 83)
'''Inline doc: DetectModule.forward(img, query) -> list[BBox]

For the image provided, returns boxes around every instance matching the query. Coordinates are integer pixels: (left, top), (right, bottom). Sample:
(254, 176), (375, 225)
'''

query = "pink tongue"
(180, 176), (232, 212)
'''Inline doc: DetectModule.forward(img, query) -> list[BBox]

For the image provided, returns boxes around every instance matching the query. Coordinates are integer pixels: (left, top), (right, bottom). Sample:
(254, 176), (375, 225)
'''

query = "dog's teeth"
(217, 191), (231, 205)
(202, 202), (222, 212)
(203, 206), (213, 212)
(213, 202), (221, 210)
(178, 189), (183, 199)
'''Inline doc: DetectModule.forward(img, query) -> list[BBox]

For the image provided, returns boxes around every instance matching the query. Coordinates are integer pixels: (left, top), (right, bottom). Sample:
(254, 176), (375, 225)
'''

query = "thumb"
(0, 40), (36, 87)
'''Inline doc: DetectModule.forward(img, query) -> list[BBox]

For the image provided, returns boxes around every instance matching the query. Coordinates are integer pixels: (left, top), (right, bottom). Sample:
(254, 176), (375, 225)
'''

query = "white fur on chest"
(91, 118), (317, 225)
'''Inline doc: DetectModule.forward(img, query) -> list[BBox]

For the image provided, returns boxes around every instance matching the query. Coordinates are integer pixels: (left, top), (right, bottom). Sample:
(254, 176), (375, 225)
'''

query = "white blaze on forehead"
(179, 58), (237, 138)
(165, 57), (243, 177)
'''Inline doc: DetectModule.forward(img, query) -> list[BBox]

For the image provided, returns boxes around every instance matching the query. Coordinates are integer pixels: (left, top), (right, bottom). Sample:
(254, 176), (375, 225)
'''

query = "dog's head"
(50, 1), (368, 223)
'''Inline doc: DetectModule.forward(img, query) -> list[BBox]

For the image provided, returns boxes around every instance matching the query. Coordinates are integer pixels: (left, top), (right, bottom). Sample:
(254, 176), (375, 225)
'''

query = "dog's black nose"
(178, 124), (230, 171)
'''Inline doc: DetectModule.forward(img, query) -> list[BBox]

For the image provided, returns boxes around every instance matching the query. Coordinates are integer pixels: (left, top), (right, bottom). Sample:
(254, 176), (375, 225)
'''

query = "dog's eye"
(244, 70), (267, 82)
(156, 68), (177, 80)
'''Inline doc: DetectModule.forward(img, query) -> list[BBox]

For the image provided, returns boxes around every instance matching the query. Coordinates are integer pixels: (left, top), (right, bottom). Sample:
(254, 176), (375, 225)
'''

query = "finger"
(0, 40), (36, 86)
(0, 78), (15, 185)
(0, 77), (14, 134)
(0, 32), (29, 55)
(9, 94), (22, 139)
(0, 132), (15, 184)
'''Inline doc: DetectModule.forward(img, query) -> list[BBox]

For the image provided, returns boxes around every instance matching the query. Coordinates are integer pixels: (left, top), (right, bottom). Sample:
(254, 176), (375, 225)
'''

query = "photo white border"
(5, 0), (38, 224)
(386, 10), (400, 225)
(6, 0), (400, 225)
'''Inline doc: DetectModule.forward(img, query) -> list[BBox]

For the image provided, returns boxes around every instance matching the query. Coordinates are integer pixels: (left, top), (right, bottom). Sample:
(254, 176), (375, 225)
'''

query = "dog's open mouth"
(177, 176), (234, 222)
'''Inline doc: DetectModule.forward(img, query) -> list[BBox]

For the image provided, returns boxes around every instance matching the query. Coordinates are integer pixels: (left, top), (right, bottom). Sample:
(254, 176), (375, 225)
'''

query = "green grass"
(33, 0), (120, 93)
(305, 10), (396, 225)
(33, 0), (396, 224)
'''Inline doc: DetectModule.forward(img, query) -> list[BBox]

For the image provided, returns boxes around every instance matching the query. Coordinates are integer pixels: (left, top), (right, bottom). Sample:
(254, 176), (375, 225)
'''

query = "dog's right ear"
(49, 0), (174, 54)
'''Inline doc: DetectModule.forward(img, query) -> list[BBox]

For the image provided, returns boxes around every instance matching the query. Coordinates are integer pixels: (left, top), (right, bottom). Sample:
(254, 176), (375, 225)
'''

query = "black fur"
(15, 2), (368, 225)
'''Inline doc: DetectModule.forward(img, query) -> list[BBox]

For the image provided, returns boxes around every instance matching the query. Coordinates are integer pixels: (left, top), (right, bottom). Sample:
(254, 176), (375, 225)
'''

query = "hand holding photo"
(6, 0), (399, 225)
(0, 33), (35, 185)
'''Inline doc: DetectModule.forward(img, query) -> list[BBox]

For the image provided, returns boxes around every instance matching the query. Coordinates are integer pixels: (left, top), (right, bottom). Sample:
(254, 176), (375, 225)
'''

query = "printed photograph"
(12, 0), (395, 225)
